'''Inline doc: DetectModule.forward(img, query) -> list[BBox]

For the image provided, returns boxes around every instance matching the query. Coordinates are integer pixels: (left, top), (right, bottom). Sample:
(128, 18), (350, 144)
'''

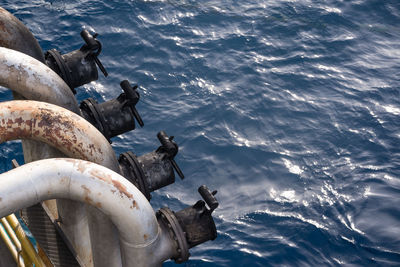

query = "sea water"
(0, 0), (399, 266)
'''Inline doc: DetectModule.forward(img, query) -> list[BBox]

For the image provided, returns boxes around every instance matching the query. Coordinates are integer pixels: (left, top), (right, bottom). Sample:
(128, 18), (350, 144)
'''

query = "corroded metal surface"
(0, 159), (177, 266)
(0, 100), (117, 169)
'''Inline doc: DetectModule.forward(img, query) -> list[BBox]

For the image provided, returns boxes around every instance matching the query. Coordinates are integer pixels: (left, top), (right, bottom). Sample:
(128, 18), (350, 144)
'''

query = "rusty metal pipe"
(0, 159), (179, 267)
(0, 100), (122, 266)
(0, 100), (118, 170)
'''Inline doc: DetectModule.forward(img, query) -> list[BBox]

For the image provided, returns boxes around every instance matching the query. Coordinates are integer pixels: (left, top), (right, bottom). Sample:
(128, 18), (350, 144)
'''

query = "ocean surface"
(0, 0), (400, 266)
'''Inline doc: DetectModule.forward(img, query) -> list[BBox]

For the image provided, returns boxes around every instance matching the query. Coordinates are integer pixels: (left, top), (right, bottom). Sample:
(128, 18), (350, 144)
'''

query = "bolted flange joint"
(80, 80), (143, 142)
(157, 185), (219, 263)
(45, 29), (107, 93)
(157, 207), (190, 263)
(118, 151), (151, 200)
(118, 131), (183, 200)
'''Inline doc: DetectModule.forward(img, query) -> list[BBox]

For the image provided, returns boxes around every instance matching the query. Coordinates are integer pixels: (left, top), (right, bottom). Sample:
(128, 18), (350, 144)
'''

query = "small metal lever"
(198, 185), (219, 213)
(156, 131), (184, 179)
(80, 30), (108, 77)
(120, 80), (144, 127)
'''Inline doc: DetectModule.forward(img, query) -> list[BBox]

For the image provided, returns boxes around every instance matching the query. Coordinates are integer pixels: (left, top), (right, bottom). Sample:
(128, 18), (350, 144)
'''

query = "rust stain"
(14, 117), (23, 126)
(0, 103), (108, 167)
(81, 184), (94, 205)
(81, 185), (91, 194)
(90, 169), (112, 184)
(143, 234), (148, 241)
(95, 202), (102, 208)
(112, 180), (133, 199)
(0, 197), (2, 202)
(84, 196), (93, 205)
(132, 200), (139, 210)
(76, 161), (87, 173)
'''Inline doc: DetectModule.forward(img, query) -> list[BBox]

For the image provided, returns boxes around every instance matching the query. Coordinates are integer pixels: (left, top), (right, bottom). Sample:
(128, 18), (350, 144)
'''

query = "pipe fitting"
(45, 29), (107, 92)
(119, 131), (184, 200)
(156, 185), (219, 263)
(80, 80), (143, 142)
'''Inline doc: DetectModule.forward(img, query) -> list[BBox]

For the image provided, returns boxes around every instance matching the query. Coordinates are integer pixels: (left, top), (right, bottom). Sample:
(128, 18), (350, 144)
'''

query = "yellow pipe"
(0, 218), (29, 266)
(6, 214), (46, 267)
(1, 217), (22, 250)
(0, 218), (27, 266)
(0, 221), (25, 266)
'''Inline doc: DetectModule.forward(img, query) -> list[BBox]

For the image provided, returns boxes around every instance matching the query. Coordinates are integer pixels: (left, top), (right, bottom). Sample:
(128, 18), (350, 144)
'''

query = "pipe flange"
(157, 207), (189, 263)
(80, 98), (108, 140)
(119, 152), (150, 200)
(45, 49), (75, 93)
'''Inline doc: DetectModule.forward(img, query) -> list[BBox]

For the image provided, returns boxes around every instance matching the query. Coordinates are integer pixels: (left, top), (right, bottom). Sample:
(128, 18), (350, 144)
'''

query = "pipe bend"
(0, 47), (79, 113)
(0, 100), (119, 172)
(0, 158), (159, 248)
(0, 7), (45, 63)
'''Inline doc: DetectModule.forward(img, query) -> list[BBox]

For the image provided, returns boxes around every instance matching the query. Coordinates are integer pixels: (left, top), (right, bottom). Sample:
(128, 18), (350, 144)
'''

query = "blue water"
(1, 0), (400, 266)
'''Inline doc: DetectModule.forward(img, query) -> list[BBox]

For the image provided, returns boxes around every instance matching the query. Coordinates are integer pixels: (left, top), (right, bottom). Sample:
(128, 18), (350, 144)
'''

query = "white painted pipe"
(0, 159), (178, 267)
(0, 47), (78, 112)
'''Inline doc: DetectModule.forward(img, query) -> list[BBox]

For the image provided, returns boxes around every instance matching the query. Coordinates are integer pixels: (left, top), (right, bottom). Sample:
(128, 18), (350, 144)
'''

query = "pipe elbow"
(0, 159), (165, 265)
(0, 100), (119, 172)
(0, 47), (79, 113)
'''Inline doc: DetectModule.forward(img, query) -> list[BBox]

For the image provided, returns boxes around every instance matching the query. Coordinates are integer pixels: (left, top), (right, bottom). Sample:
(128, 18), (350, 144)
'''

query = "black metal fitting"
(157, 207), (190, 263)
(118, 131), (183, 200)
(45, 29), (107, 93)
(156, 185), (218, 263)
(80, 80), (143, 142)
(119, 151), (151, 200)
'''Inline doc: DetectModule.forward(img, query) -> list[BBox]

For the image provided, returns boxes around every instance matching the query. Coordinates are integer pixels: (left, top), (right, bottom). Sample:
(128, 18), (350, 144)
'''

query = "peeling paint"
(0, 101), (118, 173)
(84, 196), (93, 205)
(90, 169), (112, 184)
(112, 180), (133, 199)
